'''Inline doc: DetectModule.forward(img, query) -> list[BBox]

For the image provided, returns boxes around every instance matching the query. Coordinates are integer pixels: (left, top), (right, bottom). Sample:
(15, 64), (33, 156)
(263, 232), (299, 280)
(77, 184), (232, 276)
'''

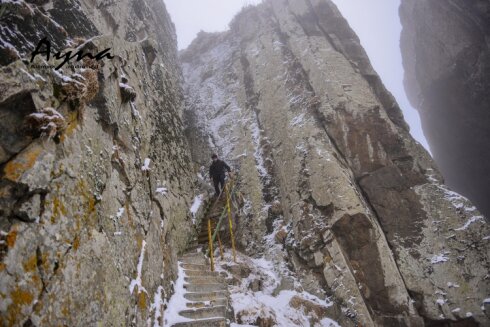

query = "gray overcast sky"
(164, 0), (430, 151)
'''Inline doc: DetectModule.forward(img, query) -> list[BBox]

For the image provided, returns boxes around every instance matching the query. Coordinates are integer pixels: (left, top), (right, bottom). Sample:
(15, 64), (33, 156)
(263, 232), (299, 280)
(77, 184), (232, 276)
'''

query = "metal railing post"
(225, 183), (237, 263)
(207, 218), (214, 271)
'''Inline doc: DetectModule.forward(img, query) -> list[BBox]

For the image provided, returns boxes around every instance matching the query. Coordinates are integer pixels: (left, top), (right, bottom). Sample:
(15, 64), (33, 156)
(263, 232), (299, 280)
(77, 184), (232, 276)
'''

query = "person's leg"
(218, 175), (225, 196)
(213, 178), (220, 196)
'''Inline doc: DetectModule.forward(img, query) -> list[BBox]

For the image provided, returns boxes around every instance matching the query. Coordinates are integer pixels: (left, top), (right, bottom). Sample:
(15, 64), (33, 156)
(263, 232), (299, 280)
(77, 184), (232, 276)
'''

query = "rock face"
(0, 0), (197, 326)
(181, 0), (490, 325)
(399, 0), (490, 218)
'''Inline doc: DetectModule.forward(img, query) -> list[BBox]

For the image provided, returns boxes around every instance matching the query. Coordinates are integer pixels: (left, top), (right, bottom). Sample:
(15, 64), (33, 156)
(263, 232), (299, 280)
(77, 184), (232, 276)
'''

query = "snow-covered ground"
(215, 248), (340, 327)
(213, 217), (340, 326)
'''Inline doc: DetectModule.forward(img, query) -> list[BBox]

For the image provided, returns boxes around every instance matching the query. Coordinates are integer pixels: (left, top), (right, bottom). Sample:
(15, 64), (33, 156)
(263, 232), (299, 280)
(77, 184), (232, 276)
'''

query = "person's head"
(211, 153), (218, 161)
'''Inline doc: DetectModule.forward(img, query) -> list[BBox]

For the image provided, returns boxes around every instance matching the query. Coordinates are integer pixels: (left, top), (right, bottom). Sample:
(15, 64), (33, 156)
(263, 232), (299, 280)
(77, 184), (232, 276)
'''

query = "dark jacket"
(209, 159), (231, 179)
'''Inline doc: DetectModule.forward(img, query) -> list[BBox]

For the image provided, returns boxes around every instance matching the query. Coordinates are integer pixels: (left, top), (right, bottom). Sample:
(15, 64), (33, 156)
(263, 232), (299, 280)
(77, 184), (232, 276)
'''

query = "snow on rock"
(190, 194), (204, 224)
(163, 262), (193, 326)
(217, 249), (338, 327)
(430, 252), (450, 264)
(25, 107), (66, 139)
(447, 282), (460, 288)
(116, 207), (125, 219)
(129, 240), (147, 295)
(454, 215), (485, 231)
(142, 158), (151, 171)
(436, 298), (446, 306)
(250, 120), (268, 179)
(155, 187), (168, 195)
(150, 286), (166, 327)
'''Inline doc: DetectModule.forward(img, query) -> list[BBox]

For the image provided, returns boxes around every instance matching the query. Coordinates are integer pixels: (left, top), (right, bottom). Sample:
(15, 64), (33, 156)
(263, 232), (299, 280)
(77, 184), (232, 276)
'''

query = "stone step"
(186, 298), (227, 308)
(181, 252), (206, 259)
(184, 282), (227, 293)
(184, 276), (225, 284)
(198, 232), (210, 239)
(184, 270), (221, 278)
(185, 244), (204, 253)
(171, 317), (226, 327)
(198, 228), (225, 237)
(180, 256), (208, 265)
(181, 263), (210, 271)
(178, 305), (227, 320)
(198, 235), (211, 243)
(184, 291), (228, 302)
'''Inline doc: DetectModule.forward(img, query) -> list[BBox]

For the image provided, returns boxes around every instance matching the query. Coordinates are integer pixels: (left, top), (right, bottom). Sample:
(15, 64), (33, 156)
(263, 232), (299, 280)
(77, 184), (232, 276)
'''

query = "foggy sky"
(163, 0), (430, 152)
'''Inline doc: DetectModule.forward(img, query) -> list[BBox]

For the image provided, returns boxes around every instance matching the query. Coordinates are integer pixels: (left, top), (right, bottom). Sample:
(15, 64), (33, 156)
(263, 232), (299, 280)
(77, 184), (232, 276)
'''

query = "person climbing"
(209, 153), (232, 197)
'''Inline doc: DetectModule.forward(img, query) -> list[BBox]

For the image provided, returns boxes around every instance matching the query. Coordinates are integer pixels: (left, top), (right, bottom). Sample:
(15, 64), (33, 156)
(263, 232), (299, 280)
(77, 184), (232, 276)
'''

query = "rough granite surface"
(0, 0), (197, 326)
(181, 0), (490, 326)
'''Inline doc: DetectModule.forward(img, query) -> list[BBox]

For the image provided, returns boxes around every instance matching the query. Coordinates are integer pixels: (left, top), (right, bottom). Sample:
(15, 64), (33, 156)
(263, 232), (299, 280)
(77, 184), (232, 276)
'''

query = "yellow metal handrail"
(207, 177), (238, 264)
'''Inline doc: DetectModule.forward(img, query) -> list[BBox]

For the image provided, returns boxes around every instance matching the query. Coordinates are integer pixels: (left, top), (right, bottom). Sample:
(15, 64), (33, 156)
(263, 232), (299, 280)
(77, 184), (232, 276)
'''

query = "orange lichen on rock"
(6, 230), (17, 248)
(50, 195), (67, 224)
(138, 291), (147, 311)
(7, 287), (34, 326)
(72, 235), (80, 251)
(3, 145), (42, 182)
(23, 254), (38, 272)
(60, 111), (80, 142)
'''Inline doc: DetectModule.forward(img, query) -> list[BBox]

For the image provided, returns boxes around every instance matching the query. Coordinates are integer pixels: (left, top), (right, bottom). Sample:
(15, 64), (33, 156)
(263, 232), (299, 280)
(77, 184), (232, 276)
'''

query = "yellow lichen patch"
(23, 254), (38, 272)
(60, 110), (79, 142)
(40, 252), (50, 272)
(7, 287), (34, 326)
(50, 195), (67, 224)
(61, 296), (71, 317)
(33, 300), (43, 314)
(138, 291), (147, 311)
(72, 235), (80, 251)
(136, 233), (144, 249)
(31, 274), (41, 288)
(6, 230), (17, 248)
(0, 262), (5, 271)
(77, 179), (97, 226)
(3, 145), (42, 182)
(125, 202), (135, 229)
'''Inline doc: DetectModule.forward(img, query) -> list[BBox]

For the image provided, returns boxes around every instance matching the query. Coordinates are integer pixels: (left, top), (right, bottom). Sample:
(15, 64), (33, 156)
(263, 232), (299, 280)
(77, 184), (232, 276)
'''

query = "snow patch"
(430, 252), (450, 264)
(129, 240), (147, 295)
(116, 207), (125, 219)
(190, 194), (204, 224)
(155, 187), (168, 195)
(454, 215), (485, 231)
(142, 158), (151, 171)
(163, 262), (193, 326)
(150, 286), (166, 327)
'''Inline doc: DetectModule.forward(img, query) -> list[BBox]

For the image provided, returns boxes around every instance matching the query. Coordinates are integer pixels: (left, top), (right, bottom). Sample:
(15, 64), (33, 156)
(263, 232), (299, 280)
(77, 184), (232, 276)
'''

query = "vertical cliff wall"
(0, 0), (196, 326)
(182, 0), (489, 325)
(400, 0), (490, 218)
